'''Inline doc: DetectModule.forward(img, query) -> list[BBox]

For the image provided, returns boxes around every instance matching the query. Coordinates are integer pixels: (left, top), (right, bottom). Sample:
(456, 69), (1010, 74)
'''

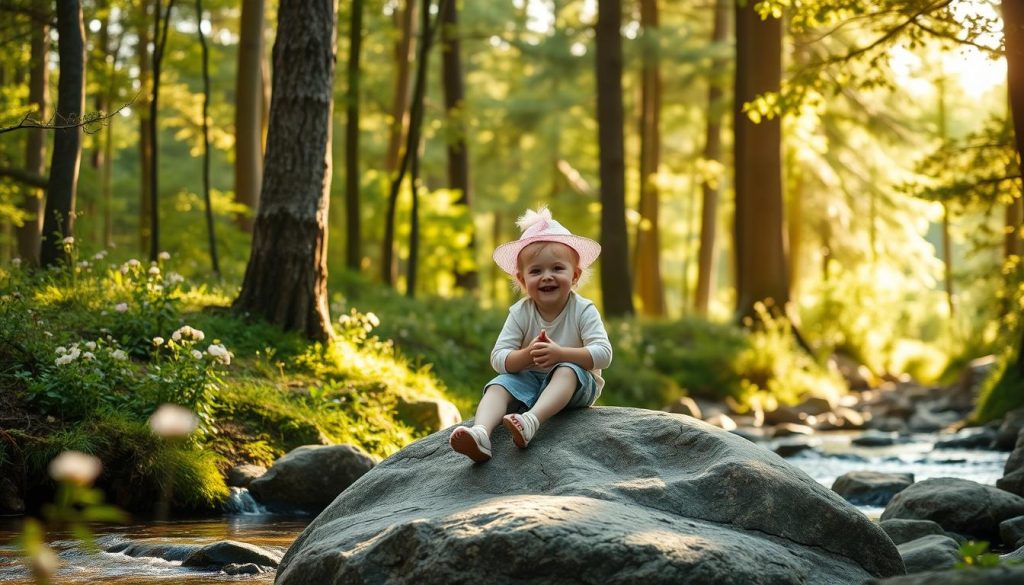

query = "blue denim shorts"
(483, 362), (599, 411)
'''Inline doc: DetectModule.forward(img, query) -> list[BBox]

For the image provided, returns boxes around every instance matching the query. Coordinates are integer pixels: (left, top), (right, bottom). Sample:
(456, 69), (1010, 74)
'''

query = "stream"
(0, 430), (1010, 583)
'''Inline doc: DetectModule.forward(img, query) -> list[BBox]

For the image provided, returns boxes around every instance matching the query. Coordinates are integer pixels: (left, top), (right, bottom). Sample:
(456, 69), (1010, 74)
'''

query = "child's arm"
(490, 308), (543, 373)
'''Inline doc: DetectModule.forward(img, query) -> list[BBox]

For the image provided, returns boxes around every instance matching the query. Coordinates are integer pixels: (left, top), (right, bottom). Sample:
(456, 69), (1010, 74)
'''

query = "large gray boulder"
(276, 407), (904, 584)
(996, 408), (1024, 451)
(996, 428), (1024, 496)
(879, 519), (947, 546)
(248, 444), (376, 514)
(881, 478), (1024, 543)
(866, 566), (1024, 584)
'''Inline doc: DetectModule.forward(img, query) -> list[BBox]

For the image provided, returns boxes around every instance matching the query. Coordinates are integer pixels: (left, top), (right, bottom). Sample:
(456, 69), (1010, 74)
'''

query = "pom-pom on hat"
(493, 207), (601, 276)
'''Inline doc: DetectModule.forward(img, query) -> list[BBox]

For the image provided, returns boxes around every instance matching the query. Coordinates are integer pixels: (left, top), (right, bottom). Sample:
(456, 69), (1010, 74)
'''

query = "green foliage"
(955, 540), (1002, 569)
(974, 349), (1024, 424)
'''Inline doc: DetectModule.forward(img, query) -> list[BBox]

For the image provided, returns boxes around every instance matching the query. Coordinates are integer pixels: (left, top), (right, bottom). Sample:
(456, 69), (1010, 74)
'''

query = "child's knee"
(550, 365), (578, 384)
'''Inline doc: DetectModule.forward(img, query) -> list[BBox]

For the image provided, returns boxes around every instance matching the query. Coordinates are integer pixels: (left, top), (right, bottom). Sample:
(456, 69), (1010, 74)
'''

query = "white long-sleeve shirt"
(490, 292), (613, 393)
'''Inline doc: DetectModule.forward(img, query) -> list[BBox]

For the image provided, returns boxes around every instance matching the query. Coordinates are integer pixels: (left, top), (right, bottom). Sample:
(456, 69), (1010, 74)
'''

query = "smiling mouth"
(539, 285), (559, 293)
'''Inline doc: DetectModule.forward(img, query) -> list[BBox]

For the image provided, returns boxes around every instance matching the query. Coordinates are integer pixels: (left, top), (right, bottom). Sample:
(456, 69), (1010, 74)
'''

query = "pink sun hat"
(493, 207), (601, 276)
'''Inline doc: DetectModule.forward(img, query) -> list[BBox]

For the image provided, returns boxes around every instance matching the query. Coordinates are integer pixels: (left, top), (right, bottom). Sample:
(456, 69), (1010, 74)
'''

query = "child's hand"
(529, 335), (562, 368)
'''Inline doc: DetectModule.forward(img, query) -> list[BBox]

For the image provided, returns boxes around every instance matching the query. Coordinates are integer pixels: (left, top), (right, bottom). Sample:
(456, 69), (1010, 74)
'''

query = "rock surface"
(881, 478), (1024, 544)
(226, 464), (267, 488)
(896, 535), (960, 574)
(878, 519), (948, 546)
(865, 565), (1024, 584)
(396, 396), (462, 433)
(277, 407), (904, 584)
(832, 471), (914, 507)
(996, 428), (1024, 496)
(181, 540), (282, 569)
(248, 444), (376, 514)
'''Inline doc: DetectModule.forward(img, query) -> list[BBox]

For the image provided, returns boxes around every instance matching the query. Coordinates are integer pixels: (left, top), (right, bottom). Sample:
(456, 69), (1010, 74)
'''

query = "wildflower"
(43, 331), (52, 337)
(55, 346), (67, 355)
(148, 266), (160, 277)
(127, 258), (140, 268)
(148, 404), (198, 438)
(110, 349), (128, 361)
(77, 260), (90, 269)
(115, 303), (128, 313)
(92, 250), (108, 260)
(48, 451), (102, 486)
(206, 343), (233, 365)
(82, 352), (95, 361)
(11, 258), (21, 267)
(55, 347), (81, 366)
(84, 341), (96, 351)
(191, 349), (203, 360)
(158, 251), (171, 261)
(62, 236), (75, 246)
(167, 272), (185, 285)
(172, 325), (205, 342)
(366, 312), (380, 327)
(152, 337), (165, 347)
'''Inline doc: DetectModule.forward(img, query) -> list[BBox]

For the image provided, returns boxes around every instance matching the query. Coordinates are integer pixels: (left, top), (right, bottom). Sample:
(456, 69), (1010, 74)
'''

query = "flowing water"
(0, 430), (1011, 583)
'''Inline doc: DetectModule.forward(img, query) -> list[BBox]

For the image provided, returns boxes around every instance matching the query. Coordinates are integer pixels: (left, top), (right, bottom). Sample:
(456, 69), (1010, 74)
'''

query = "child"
(449, 207), (612, 463)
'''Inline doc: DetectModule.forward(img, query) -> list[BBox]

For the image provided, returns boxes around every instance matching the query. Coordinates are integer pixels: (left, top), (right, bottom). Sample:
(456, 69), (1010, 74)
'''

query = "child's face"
(516, 242), (581, 312)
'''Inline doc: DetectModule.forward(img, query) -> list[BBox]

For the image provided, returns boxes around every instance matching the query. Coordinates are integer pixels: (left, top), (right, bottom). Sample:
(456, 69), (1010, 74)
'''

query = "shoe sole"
(450, 428), (491, 463)
(502, 416), (529, 448)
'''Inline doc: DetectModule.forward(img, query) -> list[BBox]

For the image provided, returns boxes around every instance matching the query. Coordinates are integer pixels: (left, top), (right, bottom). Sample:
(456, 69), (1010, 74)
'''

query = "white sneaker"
(502, 412), (539, 448)
(449, 425), (492, 463)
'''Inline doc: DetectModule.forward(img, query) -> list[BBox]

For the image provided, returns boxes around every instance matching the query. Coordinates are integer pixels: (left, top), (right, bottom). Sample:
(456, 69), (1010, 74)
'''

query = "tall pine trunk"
(596, 0), (634, 317)
(234, 0), (336, 342)
(345, 0), (363, 271)
(235, 0), (265, 232)
(634, 0), (665, 316)
(733, 0), (788, 323)
(441, 0), (476, 292)
(196, 0), (219, 276)
(148, 0), (176, 262)
(137, 1), (153, 255)
(17, 15), (47, 265)
(1000, 0), (1024, 377)
(40, 0), (85, 267)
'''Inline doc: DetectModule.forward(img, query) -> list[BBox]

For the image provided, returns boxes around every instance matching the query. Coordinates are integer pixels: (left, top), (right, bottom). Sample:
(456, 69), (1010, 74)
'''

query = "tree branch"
(0, 165), (47, 188)
(0, 93), (137, 135)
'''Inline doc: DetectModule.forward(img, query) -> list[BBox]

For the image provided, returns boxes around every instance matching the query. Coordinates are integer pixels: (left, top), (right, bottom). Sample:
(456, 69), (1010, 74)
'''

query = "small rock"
(934, 427), (997, 450)
(772, 423), (814, 438)
(996, 408), (1024, 451)
(774, 441), (815, 458)
(881, 477), (1024, 543)
(832, 471), (914, 507)
(227, 464), (267, 488)
(853, 431), (899, 447)
(878, 519), (946, 545)
(1000, 515), (1024, 550)
(396, 397), (462, 433)
(223, 563), (266, 575)
(896, 534), (960, 574)
(181, 540), (282, 569)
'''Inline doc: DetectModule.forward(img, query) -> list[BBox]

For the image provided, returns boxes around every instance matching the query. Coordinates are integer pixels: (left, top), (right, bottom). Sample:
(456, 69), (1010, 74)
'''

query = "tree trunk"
(196, 0), (219, 276)
(733, 0), (788, 323)
(633, 0), (665, 316)
(234, 0), (336, 342)
(596, 0), (634, 317)
(381, 0), (417, 285)
(149, 0), (175, 262)
(40, 0), (85, 267)
(235, 0), (265, 232)
(17, 15), (47, 265)
(345, 0), (363, 271)
(137, 1), (153, 255)
(1001, 0), (1024, 377)
(441, 0), (476, 292)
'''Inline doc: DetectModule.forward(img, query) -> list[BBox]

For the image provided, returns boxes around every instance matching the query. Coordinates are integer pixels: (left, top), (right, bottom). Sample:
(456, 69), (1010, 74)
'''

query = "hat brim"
(493, 234), (601, 276)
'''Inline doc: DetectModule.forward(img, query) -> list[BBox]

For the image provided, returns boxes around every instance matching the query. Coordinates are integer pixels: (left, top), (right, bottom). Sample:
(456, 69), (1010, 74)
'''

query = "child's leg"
(474, 384), (515, 433)
(526, 366), (577, 424)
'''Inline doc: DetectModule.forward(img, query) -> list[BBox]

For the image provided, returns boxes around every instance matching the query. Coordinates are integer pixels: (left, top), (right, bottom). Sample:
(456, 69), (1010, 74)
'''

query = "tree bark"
(441, 0), (477, 292)
(696, 0), (727, 315)
(596, 0), (634, 317)
(234, 0), (265, 232)
(137, 0), (153, 255)
(40, 0), (85, 267)
(733, 0), (788, 323)
(234, 0), (336, 342)
(381, 0), (417, 285)
(196, 0), (219, 276)
(345, 0), (363, 271)
(149, 0), (175, 262)
(1001, 0), (1024, 377)
(634, 0), (665, 316)
(17, 13), (47, 265)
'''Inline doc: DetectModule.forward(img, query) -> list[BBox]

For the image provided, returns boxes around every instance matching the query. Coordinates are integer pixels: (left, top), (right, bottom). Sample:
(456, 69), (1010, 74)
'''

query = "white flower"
(172, 326), (205, 342)
(55, 346), (67, 355)
(149, 404), (199, 438)
(148, 266), (160, 277)
(110, 349), (128, 361)
(115, 303), (128, 313)
(48, 451), (102, 486)
(120, 265), (129, 275)
(167, 272), (185, 285)
(61, 236), (75, 246)
(11, 258), (21, 267)
(84, 341), (96, 351)
(206, 343), (232, 365)
(158, 251), (171, 261)
(92, 250), (108, 260)
(127, 258), (140, 268)
(43, 331), (53, 337)
(152, 337), (165, 347)
(76, 260), (90, 269)
(366, 312), (380, 327)
(55, 347), (81, 366)
(191, 349), (203, 360)
(82, 351), (95, 361)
